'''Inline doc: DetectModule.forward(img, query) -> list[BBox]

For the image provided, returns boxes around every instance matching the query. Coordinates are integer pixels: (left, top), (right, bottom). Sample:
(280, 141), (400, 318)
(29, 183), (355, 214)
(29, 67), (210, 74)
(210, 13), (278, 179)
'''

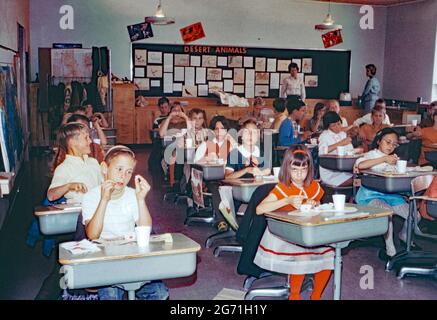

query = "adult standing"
(280, 63), (306, 101)
(361, 64), (381, 114)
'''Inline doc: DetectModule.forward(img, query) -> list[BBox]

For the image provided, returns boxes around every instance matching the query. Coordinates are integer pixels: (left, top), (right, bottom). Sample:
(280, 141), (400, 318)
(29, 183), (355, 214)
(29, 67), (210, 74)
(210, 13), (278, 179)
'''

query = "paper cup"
(337, 146), (346, 156)
(273, 167), (280, 178)
(300, 204), (312, 212)
(332, 194), (346, 212)
(411, 119), (418, 126)
(135, 226), (151, 247)
(396, 160), (407, 174)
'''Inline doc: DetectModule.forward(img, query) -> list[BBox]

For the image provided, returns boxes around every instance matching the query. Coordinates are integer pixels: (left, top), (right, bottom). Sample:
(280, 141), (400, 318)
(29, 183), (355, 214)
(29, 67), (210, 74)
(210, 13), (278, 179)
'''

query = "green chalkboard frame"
(132, 43), (351, 99)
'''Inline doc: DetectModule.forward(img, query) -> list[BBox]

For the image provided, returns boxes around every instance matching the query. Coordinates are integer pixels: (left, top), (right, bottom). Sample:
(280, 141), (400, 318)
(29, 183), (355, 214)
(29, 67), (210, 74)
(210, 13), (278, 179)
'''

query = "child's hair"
(370, 127), (399, 151)
(104, 145), (136, 164)
(170, 102), (184, 113)
(67, 114), (90, 124)
(286, 98), (306, 115)
(241, 118), (258, 129)
(322, 111), (341, 130)
(312, 102), (326, 120)
(188, 108), (207, 128)
(279, 145), (314, 187)
(209, 115), (230, 130)
(288, 62), (299, 72)
(273, 98), (286, 113)
(158, 96), (170, 107)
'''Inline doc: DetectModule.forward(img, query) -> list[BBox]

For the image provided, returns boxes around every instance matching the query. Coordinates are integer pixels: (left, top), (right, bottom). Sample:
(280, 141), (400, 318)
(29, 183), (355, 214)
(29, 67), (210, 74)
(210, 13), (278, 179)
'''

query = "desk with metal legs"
(34, 204), (82, 236)
(264, 205), (391, 300)
(319, 154), (361, 172)
(59, 233), (201, 300)
(223, 177), (278, 203)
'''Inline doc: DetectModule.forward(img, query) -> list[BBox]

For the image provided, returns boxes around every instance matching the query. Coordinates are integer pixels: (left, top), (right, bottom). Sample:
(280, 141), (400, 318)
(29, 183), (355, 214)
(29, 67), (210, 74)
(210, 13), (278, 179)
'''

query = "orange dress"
(254, 180), (335, 275)
(419, 127), (437, 165)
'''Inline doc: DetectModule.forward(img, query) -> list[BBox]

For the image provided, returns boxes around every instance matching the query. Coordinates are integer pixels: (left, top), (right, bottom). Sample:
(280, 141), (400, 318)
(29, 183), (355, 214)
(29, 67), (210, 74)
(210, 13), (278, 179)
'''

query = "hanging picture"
(224, 79), (233, 92)
(208, 81), (223, 92)
(243, 56), (253, 68)
(134, 67), (145, 78)
(191, 56), (201, 67)
(134, 49), (147, 66)
(173, 83), (183, 92)
(255, 72), (269, 85)
(217, 56), (227, 67)
(198, 84), (209, 96)
(127, 22), (153, 42)
(202, 55), (217, 68)
(196, 67), (206, 84)
(207, 68), (222, 81)
(302, 58), (312, 73)
(255, 57), (266, 72)
(322, 29), (343, 48)
(304, 75), (318, 87)
(270, 73), (280, 89)
(267, 58), (277, 72)
(151, 80), (160, 87)
(180, 22), (206, 44)
(174, 54), (190, 67)
(134, 78), (150, 90)
(223, 70), (233, 79)
(147, 65), (163, 78)
(228, 56), (243, 68)
(147, 51), (162, 64)
(163, 53), (173, 72)
(174, 67), (185, 81)
(233, 68), (245, 84)
(292, 58), (302, 72)
(183, 85), (198, 97)
(277, 59), (291, 72)
(233, 85), (245, 94)
(255, 85), (269, 97)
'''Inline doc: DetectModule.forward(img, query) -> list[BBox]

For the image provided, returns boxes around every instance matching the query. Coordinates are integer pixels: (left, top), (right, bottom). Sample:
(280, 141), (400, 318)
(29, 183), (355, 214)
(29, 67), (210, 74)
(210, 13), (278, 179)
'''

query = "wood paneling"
(113, 83), (136, 144)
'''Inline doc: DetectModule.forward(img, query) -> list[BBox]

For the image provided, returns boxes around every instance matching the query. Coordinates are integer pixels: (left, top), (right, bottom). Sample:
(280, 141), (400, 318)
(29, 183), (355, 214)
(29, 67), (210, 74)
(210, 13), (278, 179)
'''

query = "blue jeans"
(98, 280), (169, 300)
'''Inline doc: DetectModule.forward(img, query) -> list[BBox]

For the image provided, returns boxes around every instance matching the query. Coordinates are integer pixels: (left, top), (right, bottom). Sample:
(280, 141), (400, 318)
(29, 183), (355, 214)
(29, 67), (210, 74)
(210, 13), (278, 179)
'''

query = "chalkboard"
(132, 43), (350, 100)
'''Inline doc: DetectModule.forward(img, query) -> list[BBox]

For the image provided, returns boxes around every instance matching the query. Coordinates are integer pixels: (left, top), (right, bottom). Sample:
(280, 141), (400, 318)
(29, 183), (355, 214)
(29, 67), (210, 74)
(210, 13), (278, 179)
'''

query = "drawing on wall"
(223, 70), (233, 79)
(147, 51), (162, 64)
(208, 81), (223, 92)
(190, 55), (201, 67)
(292, 58), (302, 72)
(202, 55), (217, 68)
(134, 49), (148, 66)
(217, 56), (227, 67)
(147, 65), (163, 78)
(255, 57), (266, 72)
(304, 75), (318, 87)
(255, 72), (269, 85)
(255, 85), (269, 97)
(183, 85), (198, 97)
(228, 56), (243, 68)
(277, 59), (291, 72)
(207, 68), (222, 81)
(233, 85), (245, 94)
(302, 58), (312, 73)
(233, 68), (245, 84)
(134, 78), (150, 90)
(244, 56), (253, 68)
(134, 67), (145, 78)
(198, 84), (209, 96)
(174, 54), (190, 67)
(151, 80), (160, 87)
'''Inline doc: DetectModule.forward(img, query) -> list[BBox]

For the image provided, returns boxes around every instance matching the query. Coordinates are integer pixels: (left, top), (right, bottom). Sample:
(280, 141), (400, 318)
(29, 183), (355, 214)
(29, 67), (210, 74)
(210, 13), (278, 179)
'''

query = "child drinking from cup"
(254, 146), (334, 300)
(355, 128), (414, 260)
(82, 146), (169, 300)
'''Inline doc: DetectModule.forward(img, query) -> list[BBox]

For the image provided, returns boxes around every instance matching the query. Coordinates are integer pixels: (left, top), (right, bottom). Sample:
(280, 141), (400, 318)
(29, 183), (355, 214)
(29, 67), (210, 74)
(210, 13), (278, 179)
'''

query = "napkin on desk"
(61, 239), (101, 255)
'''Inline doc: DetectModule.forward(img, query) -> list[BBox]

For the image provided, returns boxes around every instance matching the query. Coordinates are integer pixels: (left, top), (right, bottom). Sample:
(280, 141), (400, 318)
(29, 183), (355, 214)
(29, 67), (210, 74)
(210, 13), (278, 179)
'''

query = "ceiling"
(313, 0), (426, 6)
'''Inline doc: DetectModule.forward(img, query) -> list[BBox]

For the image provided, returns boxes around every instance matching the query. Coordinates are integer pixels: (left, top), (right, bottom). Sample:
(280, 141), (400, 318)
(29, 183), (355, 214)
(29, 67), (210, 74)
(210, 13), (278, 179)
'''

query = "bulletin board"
(132, 43), (351, 99)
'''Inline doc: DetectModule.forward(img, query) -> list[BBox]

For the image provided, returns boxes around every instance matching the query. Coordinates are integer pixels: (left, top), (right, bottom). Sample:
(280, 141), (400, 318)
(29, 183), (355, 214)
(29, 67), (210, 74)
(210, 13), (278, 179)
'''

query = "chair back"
(218, 186), (239, 231)
(410, 175), (435, 196)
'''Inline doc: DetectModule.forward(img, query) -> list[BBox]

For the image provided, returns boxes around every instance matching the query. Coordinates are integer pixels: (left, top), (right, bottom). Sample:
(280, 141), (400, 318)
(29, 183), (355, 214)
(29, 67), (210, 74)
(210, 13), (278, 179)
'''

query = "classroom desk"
(360, 169), (437, 194)
(192, 162), (225, 181)
(34, 204), (81, 236)
(265, 204), (392, 300)
(59, 233), (201, 300)
(319, 154), (361, 172)
(223, 177), (278, 203)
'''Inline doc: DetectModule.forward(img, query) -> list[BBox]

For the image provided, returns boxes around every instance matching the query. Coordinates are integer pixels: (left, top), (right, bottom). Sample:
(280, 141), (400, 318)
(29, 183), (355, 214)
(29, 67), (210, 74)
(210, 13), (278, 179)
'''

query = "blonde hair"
(104, 145), (136, 164)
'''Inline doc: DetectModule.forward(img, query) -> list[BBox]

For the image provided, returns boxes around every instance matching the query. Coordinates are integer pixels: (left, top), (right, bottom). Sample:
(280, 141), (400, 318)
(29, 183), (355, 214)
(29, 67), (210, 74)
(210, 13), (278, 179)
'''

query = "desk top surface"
(223, 177), (278, 187)
(59, 233), (201, 265)
(35, 204), (82, 216)
(319, 153), (362, 159)
(265, 204), (392, 226)
(361, 169), (437, 178)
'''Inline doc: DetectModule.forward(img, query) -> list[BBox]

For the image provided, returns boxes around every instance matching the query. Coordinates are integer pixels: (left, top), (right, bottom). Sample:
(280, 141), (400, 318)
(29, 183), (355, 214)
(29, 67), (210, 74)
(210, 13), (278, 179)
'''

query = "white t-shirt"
(355, 149), (395, 172)
(49, 155), (103, 204)
(353, 113), (391, 127)
(82, 186), (139, 239)
(280, 76), (306, 100)
(318, 129), (354, 186)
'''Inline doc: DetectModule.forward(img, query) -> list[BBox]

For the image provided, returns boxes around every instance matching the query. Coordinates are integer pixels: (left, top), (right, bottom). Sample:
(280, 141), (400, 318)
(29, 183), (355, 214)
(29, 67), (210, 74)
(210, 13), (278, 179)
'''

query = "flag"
(180, 22), (205, 44)
(322, 29), (343, 48)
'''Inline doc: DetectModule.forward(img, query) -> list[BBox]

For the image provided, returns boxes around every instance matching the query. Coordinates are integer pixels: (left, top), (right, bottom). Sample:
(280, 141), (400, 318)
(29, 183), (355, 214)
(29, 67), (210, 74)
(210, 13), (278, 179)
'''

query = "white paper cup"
(310, 138), (318, 145)
(186, 138), (193, 148)
(337, 146), (346, 156)
(300, 204), (312, 212)
(273, 167), (280, 178)
(135, 226), (151, 247)
(411, 119), (418, 126)
(396, 160), (407, 174)
(332, 194), (346, 212)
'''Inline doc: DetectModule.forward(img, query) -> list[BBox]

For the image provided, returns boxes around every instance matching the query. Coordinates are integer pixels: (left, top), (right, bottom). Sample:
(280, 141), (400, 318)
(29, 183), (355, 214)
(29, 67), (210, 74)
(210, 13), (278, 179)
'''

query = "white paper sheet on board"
(164, 53), (173, 72)
(191, 55), (201, 67)
(185, 67), (195, 86)
(270, 73), (280, 89)
(267, 58), (277, 72)
(173, 83), (183, 91)
(243, 56), (253, 68)
(174, 67), (184, 81)
(196, 67), (206, 84)
(198, 84), (209, 96)
(217, 56), (228, 67)
(163, 73), (173, 93)
(224, 79), (234, 92)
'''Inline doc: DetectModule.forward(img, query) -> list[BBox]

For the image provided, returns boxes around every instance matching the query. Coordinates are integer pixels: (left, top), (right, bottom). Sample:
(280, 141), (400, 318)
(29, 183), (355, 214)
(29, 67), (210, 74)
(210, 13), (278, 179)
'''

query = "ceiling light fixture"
(315, 1), (342, 31)
(145, 0), (175, 25)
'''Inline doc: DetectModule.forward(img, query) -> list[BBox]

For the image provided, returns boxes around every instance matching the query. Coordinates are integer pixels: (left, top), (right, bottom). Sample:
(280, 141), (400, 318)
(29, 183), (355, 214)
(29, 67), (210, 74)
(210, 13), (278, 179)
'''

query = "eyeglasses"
(290, 166), (308, 173)
(382, 138), (399, 148)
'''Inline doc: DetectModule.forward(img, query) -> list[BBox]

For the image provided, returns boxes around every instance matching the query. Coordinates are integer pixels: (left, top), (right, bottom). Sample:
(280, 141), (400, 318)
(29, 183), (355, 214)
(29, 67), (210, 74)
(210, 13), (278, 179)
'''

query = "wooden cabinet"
(113, 83), (136, 144)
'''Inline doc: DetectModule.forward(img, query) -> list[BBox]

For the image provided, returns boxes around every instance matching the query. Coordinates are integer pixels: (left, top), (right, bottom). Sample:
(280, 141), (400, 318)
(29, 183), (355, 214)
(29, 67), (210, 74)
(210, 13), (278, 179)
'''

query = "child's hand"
(385, 154), (399, 165)
(261, 168), (272, 176)
(285, 195), (305, 209)
(305, 199), (318, 208)
(68, 183), (88, 194)
(101, 180), (115, 201)
(135, 175), (151, 199)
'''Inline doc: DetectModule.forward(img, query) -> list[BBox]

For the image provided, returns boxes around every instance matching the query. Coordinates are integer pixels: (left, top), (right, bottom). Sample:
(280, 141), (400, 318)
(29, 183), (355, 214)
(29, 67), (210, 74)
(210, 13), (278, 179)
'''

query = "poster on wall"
(127, 22), (153, 42)
(304, 75), (318, 87)
(302, 58), (312, 73)
(180, 22), (206, 44)
(134, 49), (148, 66)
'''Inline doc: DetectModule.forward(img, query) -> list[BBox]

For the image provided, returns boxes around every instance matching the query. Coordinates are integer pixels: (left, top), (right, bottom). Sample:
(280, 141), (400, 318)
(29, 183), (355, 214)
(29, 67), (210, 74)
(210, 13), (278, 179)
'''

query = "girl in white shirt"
(82, 146), (168, 300)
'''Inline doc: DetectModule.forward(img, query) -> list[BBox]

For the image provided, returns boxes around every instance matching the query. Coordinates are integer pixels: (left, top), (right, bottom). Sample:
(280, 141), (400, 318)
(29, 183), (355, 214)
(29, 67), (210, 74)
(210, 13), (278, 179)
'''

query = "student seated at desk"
(82, 100), (110, 128)
(225, 119), (271, 179)
(272, 98), (288, 131)
(47, 122), (103, 203)
(187, 108), (208, 146)
(278, 98), (311, 147)
(309, 102), (327, 136)
(318, 112), (361, 187)
(82, 146), (169, 300)
(358, 104), (390, 152)
(413, 111), (437, 165)
(420, 101), (437, 128)
(254, 146), (333, 300)
(355, 128), (413, 260)
(153, 96), (171, 130)
(353, 99), (391, 128)
(327, 99), (349, 129)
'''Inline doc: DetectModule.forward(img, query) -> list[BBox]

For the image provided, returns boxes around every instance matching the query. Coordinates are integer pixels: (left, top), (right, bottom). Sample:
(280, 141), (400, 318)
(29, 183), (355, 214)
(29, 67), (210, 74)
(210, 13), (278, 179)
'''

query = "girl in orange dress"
(254, 145), (334, 300)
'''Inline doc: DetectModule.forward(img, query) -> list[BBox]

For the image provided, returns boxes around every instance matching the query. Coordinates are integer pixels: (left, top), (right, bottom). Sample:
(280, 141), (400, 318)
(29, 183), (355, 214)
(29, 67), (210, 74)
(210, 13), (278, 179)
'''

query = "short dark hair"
(366, 64), (377, 76)
(286, 98), (306, 115)
(67, 114), (89, 124)
(188, 108), (207, 128)
(288, 62), (299, 72)
(370, 127), (399, 151)
(273, 98), (286, 113)
(209, 115), (230, 130)
(323, 111), (342, 130)
(81, 100), (92, 107)
(158, 97), (170, 107)
(279, 145), (314, 188)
